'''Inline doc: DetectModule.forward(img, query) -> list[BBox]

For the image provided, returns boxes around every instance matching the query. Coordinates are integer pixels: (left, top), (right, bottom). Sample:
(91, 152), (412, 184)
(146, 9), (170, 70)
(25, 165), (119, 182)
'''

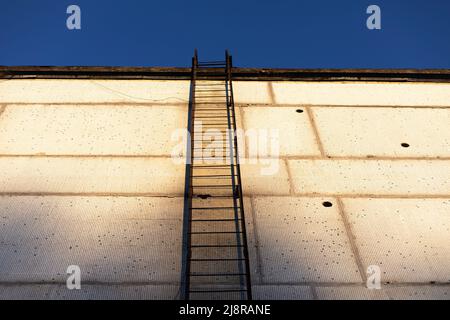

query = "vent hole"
(296, 109), (304, 113)
(322, 201), (333, 208)
(197, 194), (211, 199)
(401, 143), (410, 148)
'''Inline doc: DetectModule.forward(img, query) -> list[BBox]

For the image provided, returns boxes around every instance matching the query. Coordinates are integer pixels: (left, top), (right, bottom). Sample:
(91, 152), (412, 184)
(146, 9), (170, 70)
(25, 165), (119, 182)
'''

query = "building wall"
(0, 79), (449, 299)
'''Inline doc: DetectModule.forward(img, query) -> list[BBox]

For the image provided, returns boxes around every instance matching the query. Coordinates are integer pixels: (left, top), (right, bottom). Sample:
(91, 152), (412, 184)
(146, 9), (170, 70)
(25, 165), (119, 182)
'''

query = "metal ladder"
(182, 50), (252, 300)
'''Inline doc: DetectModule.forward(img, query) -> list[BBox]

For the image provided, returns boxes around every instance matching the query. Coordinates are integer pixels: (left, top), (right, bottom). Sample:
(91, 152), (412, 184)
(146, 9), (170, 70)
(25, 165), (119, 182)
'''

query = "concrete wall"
(0, 79), (449, 299)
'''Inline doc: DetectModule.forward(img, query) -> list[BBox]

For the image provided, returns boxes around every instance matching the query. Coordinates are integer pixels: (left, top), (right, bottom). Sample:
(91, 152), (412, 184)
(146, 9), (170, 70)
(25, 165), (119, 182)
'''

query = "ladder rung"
(192, 185), (233, 188)
(189, 289), (248, 293)
(192, 156), (230, 158)
(193, 122), (231, 124)
(192, 165), (230, 168)
(190, 258), (245, 261)
(198, 63), (226, 65)
(194, 122), (229, 125)
(194, 116), (229, 118)
(195, 84), (225, 87)
(195, 98), (226, 100)
(193, 141), (230, 143)
(194, 136), (229, 143)
(192, 142), (230, 144)
(196, 81), (225, 84)
(193, 133), (233, 135)
(191, 157), (232, 160)
(194, 108), (228, 110)
(189, 231), (244, 235)
(196, 77), (226, 79)
(194, 195), (236, 198)
(195, 95), (227, 98)
(194, 106), (228, 109)
(195, 102), (226, 104)
(196, 102), (227, 105)
(196, 89), (226, 92)
(193, 121), (229, 123)
(190, 206), (238, 210)
(192, 160), (236, 163)
(193, 124), (230, 126)
(191, 176), (235, 180)
(198, 60), (226, 64)
(192, 151), (233, 153)
(197, 67), (226, 69)
(193, 144), (228, 147)
(192, 175), (236, 178)
(189, 273), (247, 277)
(194, 110), (228, 112)
(190, 218), (242, 222)
(191, 245), (244, 248)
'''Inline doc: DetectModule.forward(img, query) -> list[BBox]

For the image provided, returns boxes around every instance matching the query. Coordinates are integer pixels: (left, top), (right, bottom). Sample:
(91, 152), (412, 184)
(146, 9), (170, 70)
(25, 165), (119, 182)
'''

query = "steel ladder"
(182, 50), (252, 300)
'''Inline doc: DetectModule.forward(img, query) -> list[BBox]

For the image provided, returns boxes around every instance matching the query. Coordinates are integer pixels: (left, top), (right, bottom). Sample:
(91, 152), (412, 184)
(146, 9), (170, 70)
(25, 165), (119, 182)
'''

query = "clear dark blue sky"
(1, 0), (449, 68)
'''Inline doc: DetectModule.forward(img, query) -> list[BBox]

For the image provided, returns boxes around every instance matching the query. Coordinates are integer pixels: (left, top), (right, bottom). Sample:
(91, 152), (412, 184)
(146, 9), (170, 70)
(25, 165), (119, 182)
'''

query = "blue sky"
(1, 0), (449, 68)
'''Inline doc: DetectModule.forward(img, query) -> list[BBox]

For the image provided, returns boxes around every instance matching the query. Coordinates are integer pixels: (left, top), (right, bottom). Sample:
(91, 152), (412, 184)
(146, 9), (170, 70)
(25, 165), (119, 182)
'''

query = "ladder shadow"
(179, 70), (195, 300)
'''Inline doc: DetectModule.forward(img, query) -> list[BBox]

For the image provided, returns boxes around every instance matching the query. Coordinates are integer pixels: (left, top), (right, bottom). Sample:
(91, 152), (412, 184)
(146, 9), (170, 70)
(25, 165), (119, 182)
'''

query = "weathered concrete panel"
(0, 284), (179, 300)
(242, 107), (321, 157)
(253, 285), (313, 300)
(253, 197), (362, 283)
(272, 82), (450, 106)
(241, 161), (290, 195)
(0, 105), (187, 156)
(0, 157), (288, 196)
(312, 107), (450, 157)
(0, 157), (185, 195)
(234, 82), (272, 104)
(385, 286), (450, 300)
(288, 160), (450, 195)
(315, 286), (389, 300)
(343, 198), (450, 283)
(0, 80), (190, 104)
(0, 196), (182, 282)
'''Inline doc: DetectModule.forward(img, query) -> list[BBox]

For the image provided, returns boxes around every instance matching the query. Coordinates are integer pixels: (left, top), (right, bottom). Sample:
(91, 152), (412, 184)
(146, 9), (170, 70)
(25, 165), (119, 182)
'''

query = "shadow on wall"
(0, 195), (183, 300)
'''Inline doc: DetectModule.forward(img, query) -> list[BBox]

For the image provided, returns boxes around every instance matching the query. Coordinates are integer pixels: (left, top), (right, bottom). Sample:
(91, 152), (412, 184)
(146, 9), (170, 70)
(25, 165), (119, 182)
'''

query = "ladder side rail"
(183, 49), (198, 300)
(226, 50), (253, 300)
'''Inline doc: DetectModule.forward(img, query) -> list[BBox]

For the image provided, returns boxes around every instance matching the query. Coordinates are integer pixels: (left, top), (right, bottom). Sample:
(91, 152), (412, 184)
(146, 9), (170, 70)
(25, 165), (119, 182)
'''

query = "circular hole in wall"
(401, 143), (410, 148)
(322, 201), (333, 208)
(296, 109), (304, 113)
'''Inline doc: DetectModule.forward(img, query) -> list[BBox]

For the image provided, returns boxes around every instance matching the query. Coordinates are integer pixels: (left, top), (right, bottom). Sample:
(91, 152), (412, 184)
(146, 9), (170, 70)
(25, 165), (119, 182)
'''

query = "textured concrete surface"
(242, 107), (321, 157)
(233, 82), (273, 104)
(0, 157), (185, 195)
(0, 104), (187, 156)
(343, 198), (450, 283)
(0, 284), (180, 300)
(0, 78), (449, 300)
(0, 157), (288, 196)
(288, 159), (450, 196)
(312, 107), (450, 157)
(0, 196), (182, 282)
(271, 81), (450, 106)
(0, 80), (190, 104)
(253, 285), (313, 300)
(315, 286), (389, 300)
(315, 285), (450, 300)
(0, 80), (273, 105)
(384, 286), (450, 300)
(253, 197), (362, 283)
(241, 161), (290, 195)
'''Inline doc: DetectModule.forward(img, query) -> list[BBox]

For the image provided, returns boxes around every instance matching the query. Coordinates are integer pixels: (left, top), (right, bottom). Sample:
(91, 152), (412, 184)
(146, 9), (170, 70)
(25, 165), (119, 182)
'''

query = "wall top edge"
(1, 66), (450, 82)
